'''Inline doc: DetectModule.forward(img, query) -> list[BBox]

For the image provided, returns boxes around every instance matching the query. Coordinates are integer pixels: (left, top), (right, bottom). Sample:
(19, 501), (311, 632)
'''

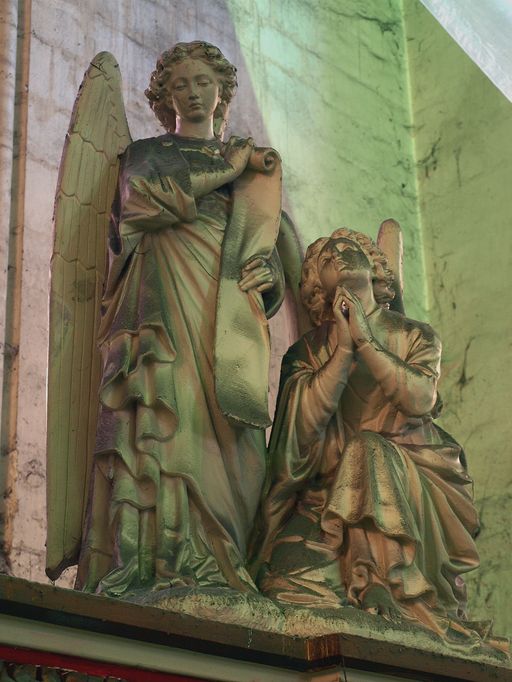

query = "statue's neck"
(174, 118), (215, 140)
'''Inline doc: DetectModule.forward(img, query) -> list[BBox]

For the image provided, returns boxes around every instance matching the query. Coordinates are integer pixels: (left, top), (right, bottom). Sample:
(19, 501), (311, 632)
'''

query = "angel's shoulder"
(382, 309), (440, 348)
(120, 137), (170, 180)
(284, 323), (331, 367)
(122, 136), (161, 159)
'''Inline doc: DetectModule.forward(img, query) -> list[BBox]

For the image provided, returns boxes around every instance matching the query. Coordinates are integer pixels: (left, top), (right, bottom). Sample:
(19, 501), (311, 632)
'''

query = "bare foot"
(361, 584), (401, 623)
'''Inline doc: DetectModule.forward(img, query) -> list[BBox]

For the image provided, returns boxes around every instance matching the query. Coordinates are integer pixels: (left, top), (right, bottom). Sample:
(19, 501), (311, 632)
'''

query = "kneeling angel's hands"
(339, 287), (375, 348)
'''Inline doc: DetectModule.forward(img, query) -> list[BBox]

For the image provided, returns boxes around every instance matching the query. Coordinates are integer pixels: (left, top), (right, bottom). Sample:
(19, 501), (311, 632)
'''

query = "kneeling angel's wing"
(377, 218), (405, 315)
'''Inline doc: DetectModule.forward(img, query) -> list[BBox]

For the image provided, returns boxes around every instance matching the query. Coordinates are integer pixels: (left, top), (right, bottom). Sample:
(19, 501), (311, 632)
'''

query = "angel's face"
(168, 58), (221, 126)
(318, 238), (372, 294)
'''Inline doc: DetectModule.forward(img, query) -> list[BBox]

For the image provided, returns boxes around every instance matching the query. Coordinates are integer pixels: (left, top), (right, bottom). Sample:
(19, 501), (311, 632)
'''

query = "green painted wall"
(404, 1), (512, 636)
(226, 0), (427, 320)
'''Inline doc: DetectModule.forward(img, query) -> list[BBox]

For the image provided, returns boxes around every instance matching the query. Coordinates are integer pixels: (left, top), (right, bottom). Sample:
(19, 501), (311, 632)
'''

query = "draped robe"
(256, 312), (485, 640)
(77, 133), (283, 596)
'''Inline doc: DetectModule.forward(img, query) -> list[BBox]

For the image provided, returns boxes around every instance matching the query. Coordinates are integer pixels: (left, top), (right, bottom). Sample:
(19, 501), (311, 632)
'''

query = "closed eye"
(171, 79), (187, 91)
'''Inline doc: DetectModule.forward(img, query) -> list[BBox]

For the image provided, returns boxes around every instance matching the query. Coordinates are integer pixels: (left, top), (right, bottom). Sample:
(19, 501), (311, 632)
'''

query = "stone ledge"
(0, 575), (510, 681)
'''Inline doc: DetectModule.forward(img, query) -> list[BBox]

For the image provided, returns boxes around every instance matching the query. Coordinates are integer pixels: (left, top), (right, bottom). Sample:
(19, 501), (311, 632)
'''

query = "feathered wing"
(46, 52), (132, 580)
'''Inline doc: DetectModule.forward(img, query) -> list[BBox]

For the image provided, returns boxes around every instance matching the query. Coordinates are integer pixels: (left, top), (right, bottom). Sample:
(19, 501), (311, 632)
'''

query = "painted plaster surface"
(404, 0), (512, 637)
(225, 0), (426, 318)
(9, 0), (423, 586)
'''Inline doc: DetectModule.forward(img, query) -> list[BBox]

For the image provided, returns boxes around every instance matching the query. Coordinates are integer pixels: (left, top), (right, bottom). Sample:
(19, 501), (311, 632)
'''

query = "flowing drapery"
(77, 134), (282, 596)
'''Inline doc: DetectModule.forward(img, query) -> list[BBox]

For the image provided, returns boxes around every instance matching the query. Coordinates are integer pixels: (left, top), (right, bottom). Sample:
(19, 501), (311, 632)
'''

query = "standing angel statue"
(46, 42), (302, 598)
(253, 225), (507, 652)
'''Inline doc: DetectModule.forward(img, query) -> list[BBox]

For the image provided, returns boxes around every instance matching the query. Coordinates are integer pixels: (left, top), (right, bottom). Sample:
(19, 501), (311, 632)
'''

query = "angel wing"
(46, 52), (132, 580)
(377, 218), (405, 315)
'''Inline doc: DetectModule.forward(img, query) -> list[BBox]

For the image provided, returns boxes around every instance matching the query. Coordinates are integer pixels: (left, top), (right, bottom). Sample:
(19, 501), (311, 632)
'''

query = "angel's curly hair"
(145, 41), (237, 137)
(301, 227), (395, 327)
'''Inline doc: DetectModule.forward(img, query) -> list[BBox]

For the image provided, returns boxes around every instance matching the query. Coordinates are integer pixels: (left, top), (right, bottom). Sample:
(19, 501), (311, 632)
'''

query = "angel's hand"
(339, 287), (375, 348)
(332, 287), (353, 353)
(238, 256), (275, 293)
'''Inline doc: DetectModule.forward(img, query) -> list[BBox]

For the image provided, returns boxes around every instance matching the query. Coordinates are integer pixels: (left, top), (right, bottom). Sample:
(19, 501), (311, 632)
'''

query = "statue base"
(0, 575), (510, 681)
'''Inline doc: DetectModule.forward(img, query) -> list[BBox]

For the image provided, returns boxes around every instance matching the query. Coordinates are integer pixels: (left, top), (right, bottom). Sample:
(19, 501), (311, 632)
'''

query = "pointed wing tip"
(45, 556), (77, 582)
(90, 51), (120, 71)
(377, 217), (403, 257)
(377, 218), (405, 313)
(378, 218), (402, 238)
